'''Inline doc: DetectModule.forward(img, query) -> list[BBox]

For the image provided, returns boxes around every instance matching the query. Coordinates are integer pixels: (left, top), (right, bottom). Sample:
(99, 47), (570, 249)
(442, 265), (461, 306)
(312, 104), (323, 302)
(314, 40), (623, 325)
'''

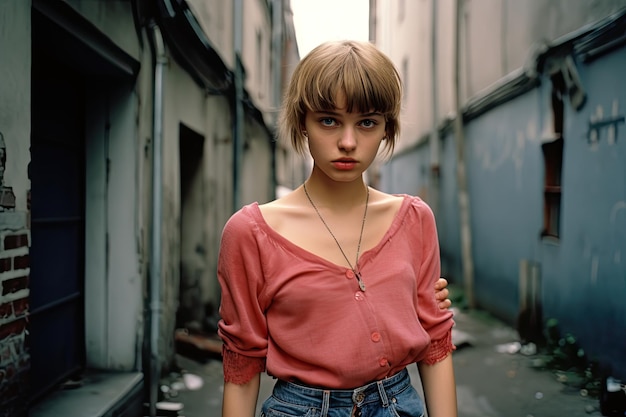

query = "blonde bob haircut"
(278, 40), (403, 157)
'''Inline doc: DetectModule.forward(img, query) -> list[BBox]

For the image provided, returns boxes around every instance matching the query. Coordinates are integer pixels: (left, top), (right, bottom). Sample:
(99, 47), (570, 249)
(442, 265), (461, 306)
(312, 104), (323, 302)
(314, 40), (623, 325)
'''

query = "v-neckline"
(248, 195), (411, 271)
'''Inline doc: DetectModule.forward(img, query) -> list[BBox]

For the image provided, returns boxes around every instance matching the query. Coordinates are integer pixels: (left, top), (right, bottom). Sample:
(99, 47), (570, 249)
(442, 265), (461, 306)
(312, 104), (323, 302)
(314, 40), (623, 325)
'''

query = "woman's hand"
(435, 278), (451, 310)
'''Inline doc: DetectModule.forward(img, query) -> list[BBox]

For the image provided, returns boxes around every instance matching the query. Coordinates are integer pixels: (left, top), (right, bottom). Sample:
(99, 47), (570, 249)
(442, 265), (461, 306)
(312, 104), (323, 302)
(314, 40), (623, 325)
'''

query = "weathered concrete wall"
(540, 46), (626, 376)
(0, 1), (32, 415)
(375, 0), (626, 149)
(377, 2), (626, 379)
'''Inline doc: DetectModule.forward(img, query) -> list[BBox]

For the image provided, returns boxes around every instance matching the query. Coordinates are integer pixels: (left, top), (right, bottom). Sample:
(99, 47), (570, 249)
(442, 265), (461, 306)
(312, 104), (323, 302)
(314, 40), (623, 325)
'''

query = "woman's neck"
(302, 175), (368, 211)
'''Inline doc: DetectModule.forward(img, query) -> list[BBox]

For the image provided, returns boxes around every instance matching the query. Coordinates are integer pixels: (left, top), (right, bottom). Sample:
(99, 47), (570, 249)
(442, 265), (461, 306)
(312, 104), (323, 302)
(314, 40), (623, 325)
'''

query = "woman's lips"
(332, 160), (358, 170)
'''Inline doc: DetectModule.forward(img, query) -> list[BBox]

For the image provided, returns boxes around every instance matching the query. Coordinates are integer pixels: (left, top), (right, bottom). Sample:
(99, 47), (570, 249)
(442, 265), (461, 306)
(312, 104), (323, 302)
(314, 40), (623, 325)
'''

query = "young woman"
(218, 40), (457, 417)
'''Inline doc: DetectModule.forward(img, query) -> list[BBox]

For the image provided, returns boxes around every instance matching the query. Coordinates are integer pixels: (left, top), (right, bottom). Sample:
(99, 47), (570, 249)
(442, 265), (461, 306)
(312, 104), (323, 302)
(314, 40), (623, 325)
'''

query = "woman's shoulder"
(370, 189), (430, 212)
(368, 188), (404, 205)
(380, 192), (435, 223)
(382, 190), (428, 207)
(222, 202), (262, 237)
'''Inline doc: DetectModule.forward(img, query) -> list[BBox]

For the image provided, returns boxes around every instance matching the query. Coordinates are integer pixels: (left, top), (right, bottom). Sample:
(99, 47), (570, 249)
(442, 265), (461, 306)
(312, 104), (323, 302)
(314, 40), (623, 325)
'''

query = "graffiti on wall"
(588, 100), (625, 146)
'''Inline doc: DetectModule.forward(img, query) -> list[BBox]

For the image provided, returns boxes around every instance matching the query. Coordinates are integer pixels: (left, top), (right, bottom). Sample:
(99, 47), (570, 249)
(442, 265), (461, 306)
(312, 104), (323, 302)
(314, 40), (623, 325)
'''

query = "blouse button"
(354, 292), (365, 301)
(379, 357), (389, 367)
(371, 332), (381, 342)
(345, 269), (355, 279)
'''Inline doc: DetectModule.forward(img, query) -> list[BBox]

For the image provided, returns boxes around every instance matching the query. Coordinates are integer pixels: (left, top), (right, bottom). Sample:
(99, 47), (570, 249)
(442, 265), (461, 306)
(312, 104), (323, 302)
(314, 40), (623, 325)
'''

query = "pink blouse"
(218, 195), (455, 388)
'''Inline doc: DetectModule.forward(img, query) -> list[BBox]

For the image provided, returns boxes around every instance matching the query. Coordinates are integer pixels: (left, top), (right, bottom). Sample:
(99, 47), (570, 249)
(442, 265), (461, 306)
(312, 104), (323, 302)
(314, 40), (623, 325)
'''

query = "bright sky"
(290, 0), (370, 58)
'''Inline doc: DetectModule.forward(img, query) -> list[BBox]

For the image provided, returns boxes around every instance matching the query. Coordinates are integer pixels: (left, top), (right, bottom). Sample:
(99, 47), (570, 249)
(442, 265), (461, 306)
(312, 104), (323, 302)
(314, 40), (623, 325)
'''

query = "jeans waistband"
(272, 368), (411, 410)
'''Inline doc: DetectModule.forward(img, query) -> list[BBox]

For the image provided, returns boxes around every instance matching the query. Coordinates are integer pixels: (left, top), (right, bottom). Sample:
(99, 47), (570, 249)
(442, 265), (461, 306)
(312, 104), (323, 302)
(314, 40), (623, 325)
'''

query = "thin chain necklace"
(303, 182), (369, 292)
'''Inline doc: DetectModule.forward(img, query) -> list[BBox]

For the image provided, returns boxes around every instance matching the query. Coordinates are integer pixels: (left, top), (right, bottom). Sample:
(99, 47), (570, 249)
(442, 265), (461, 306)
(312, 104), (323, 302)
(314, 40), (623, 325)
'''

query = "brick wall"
(0, 223), (30, 417)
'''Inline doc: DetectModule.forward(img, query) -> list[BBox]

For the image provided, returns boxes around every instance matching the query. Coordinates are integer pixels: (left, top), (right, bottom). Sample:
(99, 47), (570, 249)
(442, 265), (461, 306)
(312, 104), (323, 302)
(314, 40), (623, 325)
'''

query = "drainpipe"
(233, 0), (244, 210)
(270, 0), (283, 198)
(454, 0), (475, 307)
(270, 0), (283, 123)
(430, 0), (440, 218)
(149, 22), (166, 417)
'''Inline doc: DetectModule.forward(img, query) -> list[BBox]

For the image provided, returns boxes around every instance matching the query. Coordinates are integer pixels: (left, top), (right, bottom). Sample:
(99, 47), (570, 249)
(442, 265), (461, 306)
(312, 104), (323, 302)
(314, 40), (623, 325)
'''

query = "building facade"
(0, 0), (299, 416)
(373, 0), (626, 381)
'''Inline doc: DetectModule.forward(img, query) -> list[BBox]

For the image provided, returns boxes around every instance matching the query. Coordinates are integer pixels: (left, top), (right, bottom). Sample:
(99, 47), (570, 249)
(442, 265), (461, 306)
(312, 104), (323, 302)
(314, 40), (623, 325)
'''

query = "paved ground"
(164, 307), (602, 417)
(445, 309), (599, 417)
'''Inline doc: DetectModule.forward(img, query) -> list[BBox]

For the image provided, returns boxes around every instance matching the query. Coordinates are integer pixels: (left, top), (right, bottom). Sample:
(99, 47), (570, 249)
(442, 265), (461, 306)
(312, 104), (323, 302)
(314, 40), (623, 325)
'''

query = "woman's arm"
(418, 354), (457, 417)
(222, 373), (261, 417)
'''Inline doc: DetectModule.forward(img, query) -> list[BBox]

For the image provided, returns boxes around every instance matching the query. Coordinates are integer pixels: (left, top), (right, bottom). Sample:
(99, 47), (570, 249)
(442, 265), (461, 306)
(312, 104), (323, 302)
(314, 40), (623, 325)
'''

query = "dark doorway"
(178, 124), (207, 330)
(30, 14), (86, 400)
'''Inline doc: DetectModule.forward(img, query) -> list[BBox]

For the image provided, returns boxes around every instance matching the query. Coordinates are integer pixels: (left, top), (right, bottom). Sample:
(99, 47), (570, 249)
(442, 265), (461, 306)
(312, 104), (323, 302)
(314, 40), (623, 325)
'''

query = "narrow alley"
(166, 299), (602, 417)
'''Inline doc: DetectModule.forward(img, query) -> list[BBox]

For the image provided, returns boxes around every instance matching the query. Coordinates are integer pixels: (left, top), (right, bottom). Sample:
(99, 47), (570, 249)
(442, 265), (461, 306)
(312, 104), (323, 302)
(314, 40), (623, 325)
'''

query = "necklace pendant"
(303, 183), (370, 293)
(355, 272), (366, 292)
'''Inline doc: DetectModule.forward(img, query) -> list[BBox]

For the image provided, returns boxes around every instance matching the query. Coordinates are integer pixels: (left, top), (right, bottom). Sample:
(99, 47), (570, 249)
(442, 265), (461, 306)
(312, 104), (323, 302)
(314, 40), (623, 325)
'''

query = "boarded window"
(541, 137), (563, 238)
(541, 71), (565, 238)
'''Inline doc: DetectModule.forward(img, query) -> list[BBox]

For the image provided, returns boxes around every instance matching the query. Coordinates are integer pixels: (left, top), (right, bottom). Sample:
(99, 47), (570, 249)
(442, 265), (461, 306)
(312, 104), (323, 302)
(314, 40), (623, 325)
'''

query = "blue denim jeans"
(260, 368), (425, 417)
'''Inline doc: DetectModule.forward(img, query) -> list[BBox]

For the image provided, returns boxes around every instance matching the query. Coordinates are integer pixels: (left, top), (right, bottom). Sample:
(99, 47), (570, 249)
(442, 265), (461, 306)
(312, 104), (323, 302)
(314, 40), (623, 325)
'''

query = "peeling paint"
(476, 127), (530, 175)
(0, 288), (29, 304)
(0, 267), (31, 281)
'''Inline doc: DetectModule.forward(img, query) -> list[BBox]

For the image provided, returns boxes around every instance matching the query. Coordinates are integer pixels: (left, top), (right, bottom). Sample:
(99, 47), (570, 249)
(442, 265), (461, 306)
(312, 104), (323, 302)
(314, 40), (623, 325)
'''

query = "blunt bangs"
(279, 41), (402, 155)
(301, 48), (398, 116)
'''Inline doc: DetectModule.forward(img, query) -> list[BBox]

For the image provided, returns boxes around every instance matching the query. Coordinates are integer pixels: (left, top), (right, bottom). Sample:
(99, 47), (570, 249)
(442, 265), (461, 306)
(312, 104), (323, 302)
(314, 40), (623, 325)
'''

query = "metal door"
(29, 36), (86, 400)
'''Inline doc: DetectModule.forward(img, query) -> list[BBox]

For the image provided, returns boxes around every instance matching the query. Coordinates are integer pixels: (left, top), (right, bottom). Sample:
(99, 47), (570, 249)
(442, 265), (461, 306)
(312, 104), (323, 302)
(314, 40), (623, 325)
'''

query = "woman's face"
(303, 93), (386, 183)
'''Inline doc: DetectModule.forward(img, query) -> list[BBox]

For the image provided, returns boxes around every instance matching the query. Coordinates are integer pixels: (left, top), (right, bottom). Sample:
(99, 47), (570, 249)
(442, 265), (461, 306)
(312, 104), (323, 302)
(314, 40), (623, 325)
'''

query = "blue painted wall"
(381, 45), (626, 378)
(540, 48), (626, 376)
(380, 144), (430, 198)
(463, 88), (546, 321)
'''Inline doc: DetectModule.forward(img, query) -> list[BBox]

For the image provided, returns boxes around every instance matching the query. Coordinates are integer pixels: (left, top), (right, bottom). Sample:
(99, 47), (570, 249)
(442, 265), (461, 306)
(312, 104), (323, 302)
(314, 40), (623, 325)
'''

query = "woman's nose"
(338, 127), (357, 150)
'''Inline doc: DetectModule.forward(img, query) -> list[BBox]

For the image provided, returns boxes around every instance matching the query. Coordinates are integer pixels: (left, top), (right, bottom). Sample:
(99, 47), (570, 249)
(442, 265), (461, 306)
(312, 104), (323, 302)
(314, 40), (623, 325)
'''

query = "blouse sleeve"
(217, 206), (268, 383)
(412, 198), (456, 364)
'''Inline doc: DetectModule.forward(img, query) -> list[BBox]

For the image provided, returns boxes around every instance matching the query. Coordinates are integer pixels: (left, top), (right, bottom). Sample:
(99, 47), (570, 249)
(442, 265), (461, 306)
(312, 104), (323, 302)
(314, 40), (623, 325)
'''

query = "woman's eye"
(320, 118), (336, 127)
(360, 119), (377, 128)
